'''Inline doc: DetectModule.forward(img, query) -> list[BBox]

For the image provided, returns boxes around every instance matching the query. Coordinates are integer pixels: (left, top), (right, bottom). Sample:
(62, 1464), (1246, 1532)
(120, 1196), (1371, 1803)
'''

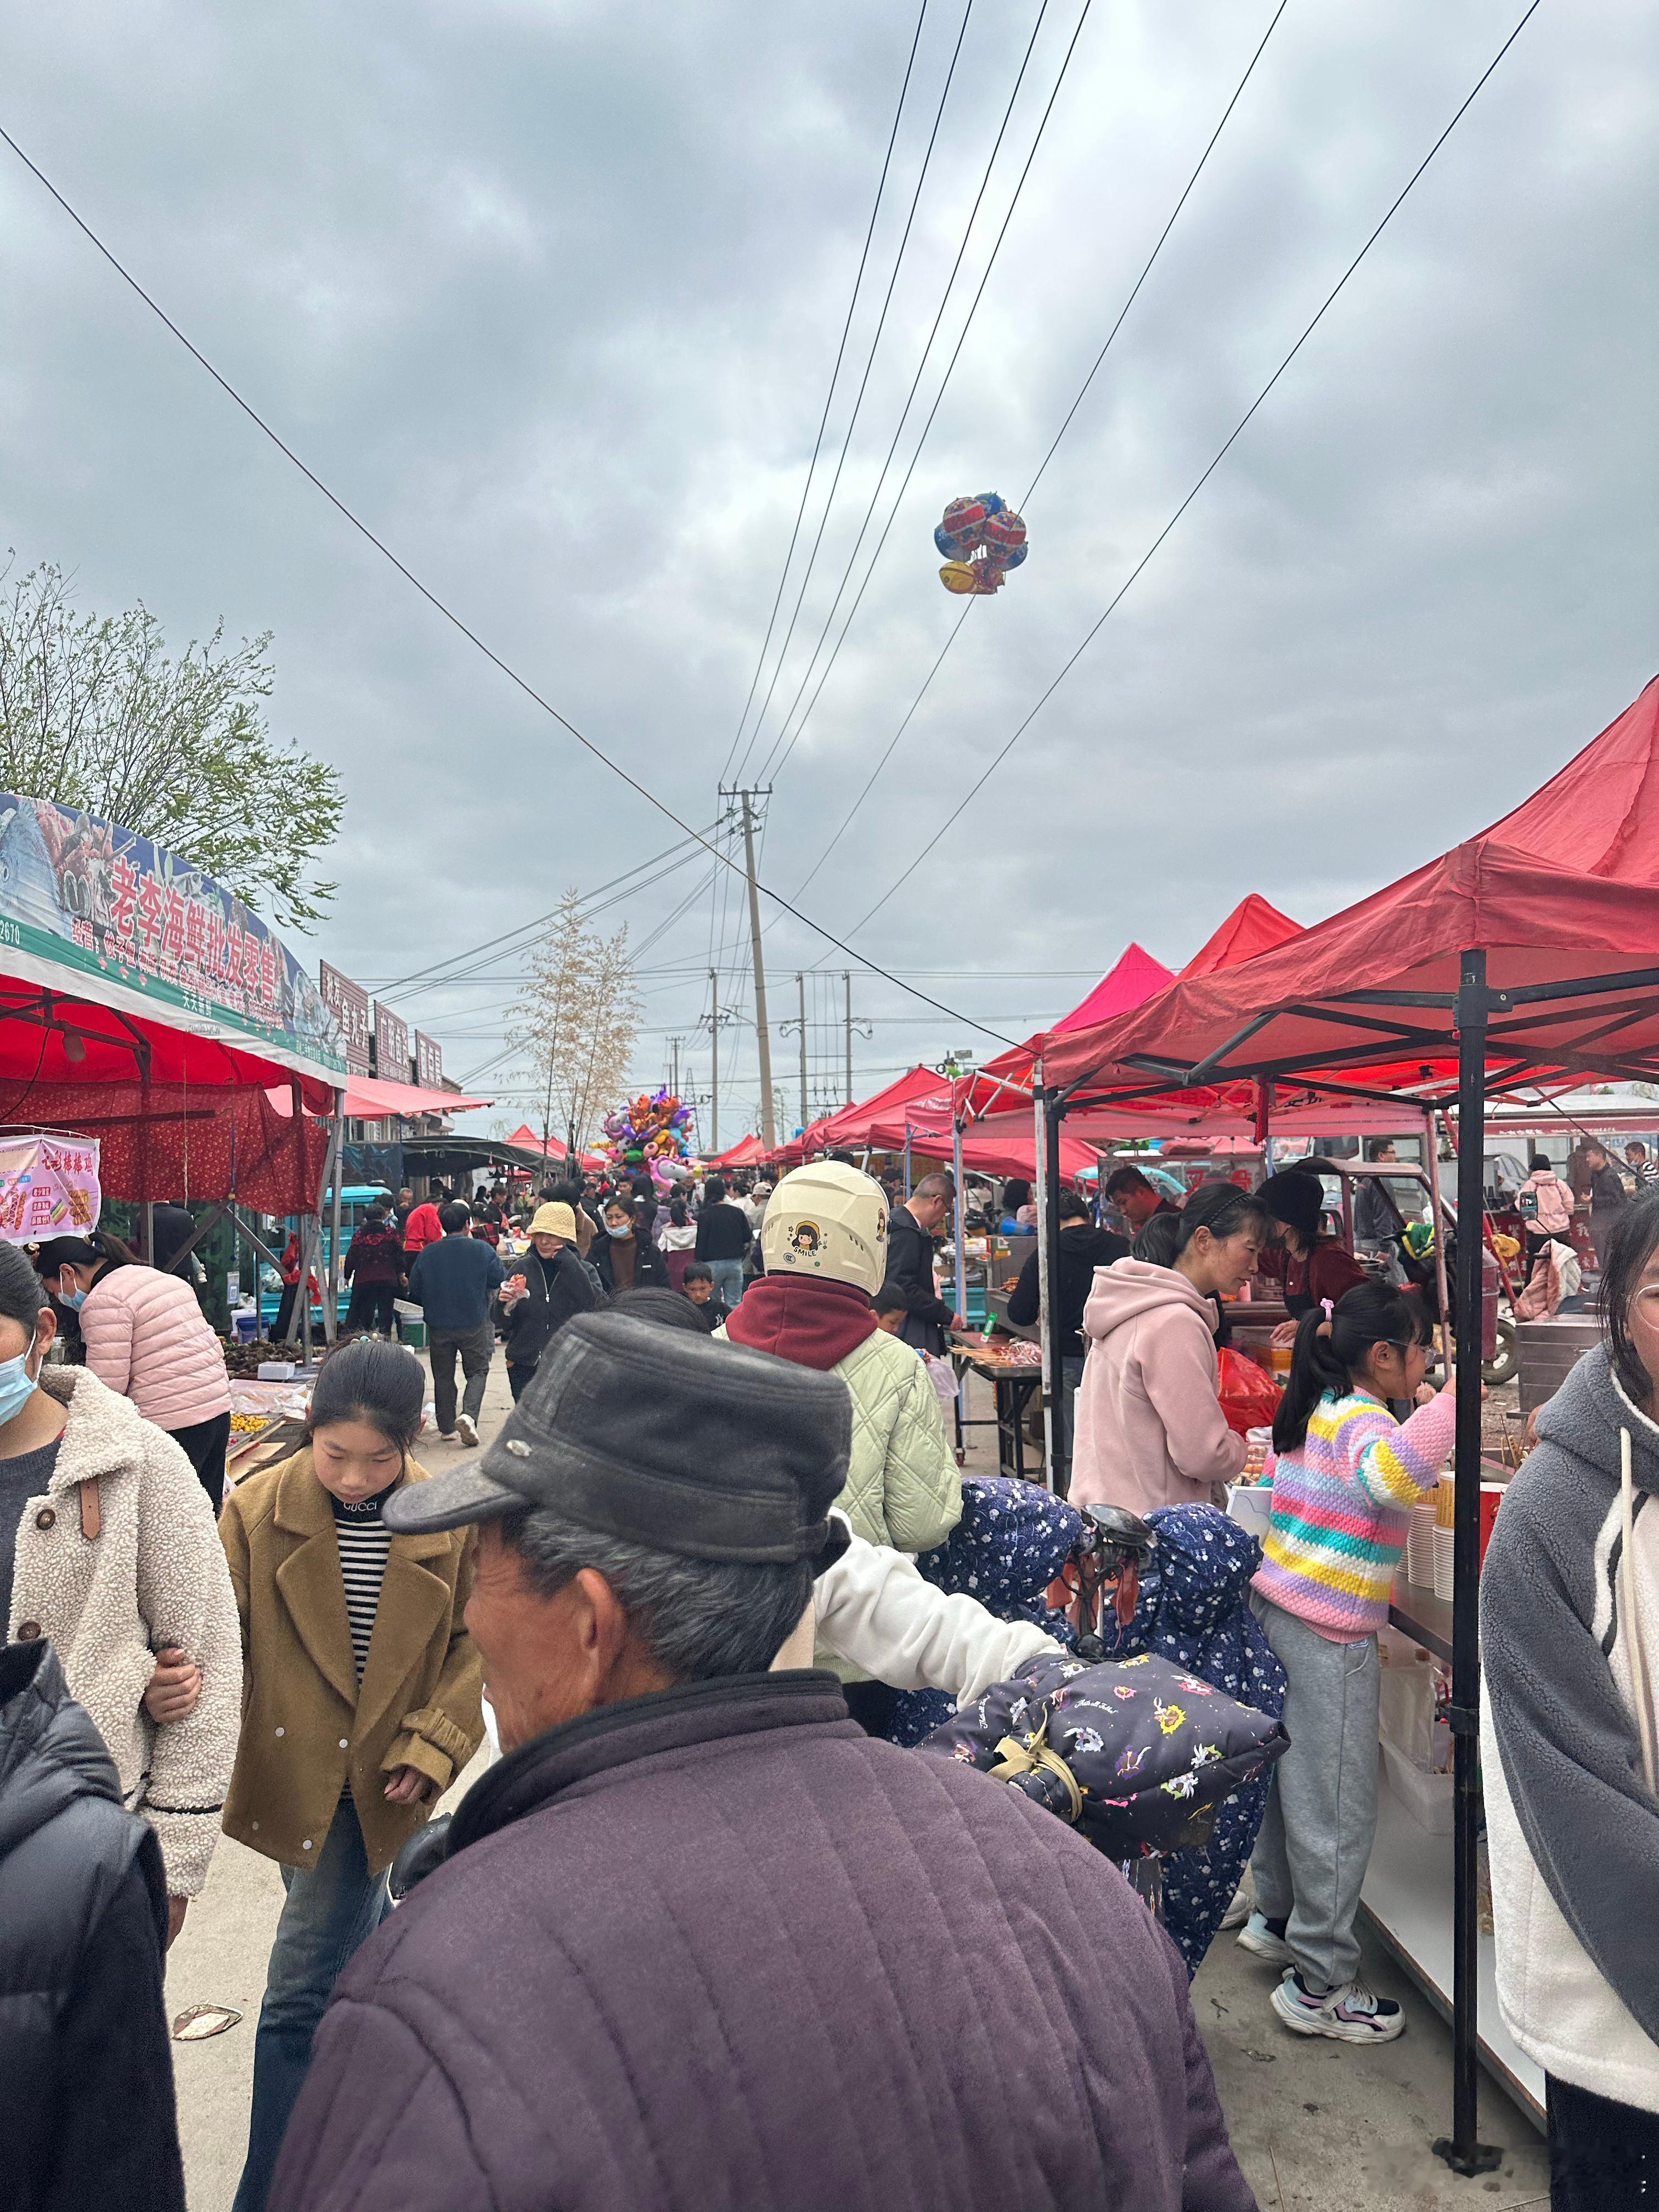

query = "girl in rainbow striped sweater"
(1238, 1281), (1457, 2044)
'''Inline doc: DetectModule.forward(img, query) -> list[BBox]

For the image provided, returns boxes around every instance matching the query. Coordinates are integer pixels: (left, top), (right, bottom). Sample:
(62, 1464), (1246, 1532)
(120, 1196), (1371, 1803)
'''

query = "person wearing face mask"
(38, 1228), (234, 1510)
(219, 1337), (483, 2212)
(590, 1195), (667, 1299)
(1069, 1181), (1268, 1516)
(0, 1238), (241, 1967)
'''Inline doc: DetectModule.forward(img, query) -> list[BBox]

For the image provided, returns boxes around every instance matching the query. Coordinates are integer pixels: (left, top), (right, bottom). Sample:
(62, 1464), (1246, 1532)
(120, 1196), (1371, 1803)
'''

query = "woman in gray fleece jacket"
(1483, 1192), (1659, 2208)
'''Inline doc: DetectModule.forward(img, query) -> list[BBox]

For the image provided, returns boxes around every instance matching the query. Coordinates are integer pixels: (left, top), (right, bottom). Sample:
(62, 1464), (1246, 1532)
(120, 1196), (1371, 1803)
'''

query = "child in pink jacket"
(1070, 1182), (1268, 1516)
(43, 1229), (233, 1508)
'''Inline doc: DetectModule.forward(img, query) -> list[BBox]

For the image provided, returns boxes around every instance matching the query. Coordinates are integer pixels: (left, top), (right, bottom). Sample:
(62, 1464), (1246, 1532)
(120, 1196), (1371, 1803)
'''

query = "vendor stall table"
(949, 1335), (1042, 1480)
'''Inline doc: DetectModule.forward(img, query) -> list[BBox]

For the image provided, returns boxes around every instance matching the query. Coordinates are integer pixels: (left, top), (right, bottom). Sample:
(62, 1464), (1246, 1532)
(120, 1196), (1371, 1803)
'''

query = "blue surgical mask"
(606, 1222), (633, 1239)
(0, 1342), (42, 1425)
(61, 1287), (87, 1311)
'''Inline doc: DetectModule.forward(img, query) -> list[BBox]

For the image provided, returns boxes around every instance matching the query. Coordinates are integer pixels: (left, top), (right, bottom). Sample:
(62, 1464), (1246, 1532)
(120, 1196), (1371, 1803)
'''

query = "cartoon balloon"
(935, 492), (1027, 595)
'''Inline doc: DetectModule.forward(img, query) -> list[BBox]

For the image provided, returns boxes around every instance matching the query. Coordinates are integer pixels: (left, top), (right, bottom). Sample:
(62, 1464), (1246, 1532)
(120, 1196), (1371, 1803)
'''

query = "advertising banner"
(414, 1030), (443, 1091)
(0, 1133), (101, 1242)
(374, 1001), (410, 1084)
(0, 796), (345, 1080)
(319, 961), (372, 1077)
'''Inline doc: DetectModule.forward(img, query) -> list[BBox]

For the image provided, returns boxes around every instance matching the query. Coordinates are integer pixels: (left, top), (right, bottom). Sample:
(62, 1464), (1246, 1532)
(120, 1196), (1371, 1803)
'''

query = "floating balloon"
(934, 490), (1028, 595)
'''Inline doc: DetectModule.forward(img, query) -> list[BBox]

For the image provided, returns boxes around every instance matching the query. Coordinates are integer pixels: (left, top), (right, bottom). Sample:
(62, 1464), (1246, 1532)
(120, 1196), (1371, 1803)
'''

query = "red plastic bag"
(1217, 1347), (1280, 1436)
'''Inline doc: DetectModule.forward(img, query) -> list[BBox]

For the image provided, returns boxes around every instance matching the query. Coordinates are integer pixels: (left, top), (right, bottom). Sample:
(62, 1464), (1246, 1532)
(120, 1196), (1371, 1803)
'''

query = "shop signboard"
(319, 962), (372, 1077)
(0, 795), (345, 1080)
(414, 1031), (443, 1091)
(0, 1133), (101, 1242)
(373, 1001), (410, 1084)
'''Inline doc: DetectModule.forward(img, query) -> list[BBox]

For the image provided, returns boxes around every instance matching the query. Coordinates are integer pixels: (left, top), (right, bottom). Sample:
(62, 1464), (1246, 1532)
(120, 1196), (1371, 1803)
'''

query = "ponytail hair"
(1271, 1280), (1431, 1454)
(1173, 1179), (1267, 1255)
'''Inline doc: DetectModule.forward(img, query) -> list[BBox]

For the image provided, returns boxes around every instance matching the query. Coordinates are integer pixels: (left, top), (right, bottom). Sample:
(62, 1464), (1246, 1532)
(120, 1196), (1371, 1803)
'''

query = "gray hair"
(911, 1171), (955, 1203)
(497, 1505), (812, 1681)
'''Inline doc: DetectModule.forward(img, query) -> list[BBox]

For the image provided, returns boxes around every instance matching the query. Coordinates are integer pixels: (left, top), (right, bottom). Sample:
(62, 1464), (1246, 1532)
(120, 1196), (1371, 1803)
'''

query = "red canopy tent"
(795, 1068), (943, 1155)
(707, 1132), (769, 1170)
(1173, 893), (1301, 980)
(1034, 675), (1659, 2168)
(981, 944), (1173, 1085)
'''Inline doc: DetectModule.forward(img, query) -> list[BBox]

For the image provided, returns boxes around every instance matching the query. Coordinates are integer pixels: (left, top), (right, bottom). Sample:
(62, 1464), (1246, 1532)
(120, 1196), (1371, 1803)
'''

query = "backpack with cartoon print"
(921, 1648), (1288, 1860)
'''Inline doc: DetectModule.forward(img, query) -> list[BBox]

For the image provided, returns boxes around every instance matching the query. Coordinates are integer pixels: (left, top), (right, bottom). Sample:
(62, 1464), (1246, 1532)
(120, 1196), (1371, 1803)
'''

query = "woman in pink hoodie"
(1070, 1181), (1268, 1516)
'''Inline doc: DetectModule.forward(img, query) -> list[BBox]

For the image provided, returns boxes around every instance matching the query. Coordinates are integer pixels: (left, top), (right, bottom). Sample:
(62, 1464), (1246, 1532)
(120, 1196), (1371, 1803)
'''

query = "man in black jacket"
(1007, 1187), (1128, 1460)
(0, 1638), (186, 2212)
(693, 1176), (751, 1312)
(408, 1202), (506, 1446)
(496, 1202), (597, 1402)
(881, 1171), (966, 1356)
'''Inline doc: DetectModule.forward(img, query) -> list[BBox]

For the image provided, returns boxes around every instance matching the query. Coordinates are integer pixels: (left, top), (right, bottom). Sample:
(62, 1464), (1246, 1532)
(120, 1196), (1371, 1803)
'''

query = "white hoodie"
(1070, 1259), (1244, 1517)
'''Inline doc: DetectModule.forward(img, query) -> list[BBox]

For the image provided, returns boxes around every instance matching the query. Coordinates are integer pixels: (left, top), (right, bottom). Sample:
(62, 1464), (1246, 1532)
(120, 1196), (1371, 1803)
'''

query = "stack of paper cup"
(1406, 1499), (1438, 1587)
(1433, 1522), (1457, 1602)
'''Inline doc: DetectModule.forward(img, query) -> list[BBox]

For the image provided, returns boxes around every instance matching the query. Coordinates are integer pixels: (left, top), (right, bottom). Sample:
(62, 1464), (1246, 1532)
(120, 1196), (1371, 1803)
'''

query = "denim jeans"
(234, 1797), (387, 2212)
(707, 1257), (746, 1310)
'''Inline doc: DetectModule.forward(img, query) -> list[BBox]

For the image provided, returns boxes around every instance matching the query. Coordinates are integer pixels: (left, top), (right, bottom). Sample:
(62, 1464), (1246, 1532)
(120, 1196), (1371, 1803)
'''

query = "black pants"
(346, 1281), (397, 1334)
(170, 1411), (231, 1514)
(1548, 2074), (1659, 2208)
(272, 1281), (298, 1343)
(506, 1358), (536, 1402)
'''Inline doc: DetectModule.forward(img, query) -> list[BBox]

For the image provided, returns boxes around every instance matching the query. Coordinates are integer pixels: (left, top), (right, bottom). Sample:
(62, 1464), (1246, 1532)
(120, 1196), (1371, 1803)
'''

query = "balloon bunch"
(599, 1089), (694, 1174)
(935, 492), (1028, 596)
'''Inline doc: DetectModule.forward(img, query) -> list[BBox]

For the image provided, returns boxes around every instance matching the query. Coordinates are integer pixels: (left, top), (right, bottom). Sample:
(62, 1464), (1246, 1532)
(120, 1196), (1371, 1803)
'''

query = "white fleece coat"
(6, 1366), (241, 1895)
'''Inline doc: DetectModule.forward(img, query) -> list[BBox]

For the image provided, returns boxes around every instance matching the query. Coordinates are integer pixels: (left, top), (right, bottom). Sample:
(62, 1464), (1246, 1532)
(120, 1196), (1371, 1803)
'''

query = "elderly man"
(269, 1312), (1256, 2212)
(879, 1168), (966, 1354)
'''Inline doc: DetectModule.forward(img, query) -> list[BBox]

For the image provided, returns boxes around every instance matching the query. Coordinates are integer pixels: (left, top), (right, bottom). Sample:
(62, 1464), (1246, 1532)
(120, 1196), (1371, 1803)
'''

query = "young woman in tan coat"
(220, 1338), (483, 2212)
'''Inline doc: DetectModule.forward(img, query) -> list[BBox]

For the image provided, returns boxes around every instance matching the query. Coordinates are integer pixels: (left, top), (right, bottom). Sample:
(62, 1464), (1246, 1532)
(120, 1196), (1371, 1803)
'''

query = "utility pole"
(669, 1035), (681, 1101)
(709, 969), (719, 1152)
(729, 788), (777, 1151)
(797, 973), (808, 1133)
(844, 972), (853, 1102)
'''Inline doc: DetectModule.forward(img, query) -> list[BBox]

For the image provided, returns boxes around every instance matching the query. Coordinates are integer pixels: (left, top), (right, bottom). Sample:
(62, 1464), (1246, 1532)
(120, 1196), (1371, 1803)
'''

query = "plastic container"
(257, 1361), (296, 1382)
(398, 1318), (428, 1351)
(1380, 1736), (1454, 1835)
(234, 1312), (259, 1343)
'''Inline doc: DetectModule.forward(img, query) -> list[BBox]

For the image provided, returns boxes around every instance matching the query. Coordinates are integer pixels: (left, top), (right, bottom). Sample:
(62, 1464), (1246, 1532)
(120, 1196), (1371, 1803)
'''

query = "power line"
(717, 0), (932, 786)
(728, 0), (978, 788)
(787, 0), (1289, 899)
(0, 123), (1019, 1049)
(753, 0), (1096, 792)
(828, 0), (1544, 946)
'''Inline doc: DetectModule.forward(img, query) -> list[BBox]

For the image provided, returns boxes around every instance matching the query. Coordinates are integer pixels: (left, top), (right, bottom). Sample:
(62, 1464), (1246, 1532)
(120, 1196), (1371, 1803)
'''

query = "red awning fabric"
(982, 945), (1173, 1084)
(798, 1069), (943, 1154)
(505, 1124), (565, 1159)
(708, 1133), (768, 1169)
(1046, 677), (1659, 1099)
(1174, 894), (1302, 981)
(15, 1080), (329, 1211)
(345, 1076), (492, 1118)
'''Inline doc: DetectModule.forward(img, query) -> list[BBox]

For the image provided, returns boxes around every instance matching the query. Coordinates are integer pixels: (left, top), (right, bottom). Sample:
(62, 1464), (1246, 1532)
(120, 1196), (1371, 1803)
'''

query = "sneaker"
(1219, 1878), (1254, 1932)
(455, 1414), (479, 1448)
(1271, 1969), (1406, 2043)
(1235, 1911), (1292, 1965)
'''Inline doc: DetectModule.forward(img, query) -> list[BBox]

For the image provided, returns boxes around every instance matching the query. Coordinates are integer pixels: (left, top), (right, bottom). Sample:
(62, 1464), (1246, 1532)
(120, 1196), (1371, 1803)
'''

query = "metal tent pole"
(1035, 1081), (1066, 1494)
(1435, 951), (1499, 2176)
(326, 1088), (346, 1344)
(951, 1106), (967, 1329)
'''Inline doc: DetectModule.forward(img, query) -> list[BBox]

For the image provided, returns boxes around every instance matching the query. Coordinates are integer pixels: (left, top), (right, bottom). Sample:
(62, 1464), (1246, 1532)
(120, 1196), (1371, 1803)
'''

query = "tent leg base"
(1431, 2137), (1500, 2177)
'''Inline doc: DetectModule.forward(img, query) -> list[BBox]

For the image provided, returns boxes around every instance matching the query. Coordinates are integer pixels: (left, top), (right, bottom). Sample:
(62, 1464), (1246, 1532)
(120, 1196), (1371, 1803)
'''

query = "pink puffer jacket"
(78, 1263), (232, 1431)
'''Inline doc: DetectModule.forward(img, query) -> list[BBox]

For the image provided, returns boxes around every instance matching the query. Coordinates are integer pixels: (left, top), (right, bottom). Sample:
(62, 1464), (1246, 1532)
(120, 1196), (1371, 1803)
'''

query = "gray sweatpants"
(1249, 1591), (1380, 1991)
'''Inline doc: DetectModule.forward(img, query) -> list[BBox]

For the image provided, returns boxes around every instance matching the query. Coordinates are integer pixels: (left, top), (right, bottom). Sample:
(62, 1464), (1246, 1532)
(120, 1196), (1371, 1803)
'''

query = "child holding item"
(1238, 1282), (1456, 2042)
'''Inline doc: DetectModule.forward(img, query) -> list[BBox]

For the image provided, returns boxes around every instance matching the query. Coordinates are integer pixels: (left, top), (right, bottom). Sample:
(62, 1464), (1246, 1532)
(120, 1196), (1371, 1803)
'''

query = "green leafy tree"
(0, 560), (343, 928)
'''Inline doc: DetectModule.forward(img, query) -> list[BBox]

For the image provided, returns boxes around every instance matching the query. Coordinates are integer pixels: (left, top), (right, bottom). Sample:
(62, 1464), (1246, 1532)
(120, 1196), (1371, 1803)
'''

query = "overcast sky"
(3, 0), (1655, 1142)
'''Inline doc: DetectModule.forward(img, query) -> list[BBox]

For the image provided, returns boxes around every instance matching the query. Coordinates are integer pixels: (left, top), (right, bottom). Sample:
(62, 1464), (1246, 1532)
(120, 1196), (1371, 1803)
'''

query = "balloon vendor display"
(935, 492), (1028, 596)
(599, 1090), (694, 1175)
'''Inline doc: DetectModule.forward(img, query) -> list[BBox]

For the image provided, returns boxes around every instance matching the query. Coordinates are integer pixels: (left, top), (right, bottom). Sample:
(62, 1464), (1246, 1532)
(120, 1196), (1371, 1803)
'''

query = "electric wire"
(829, 0), (1545, 945)
(751, 0), (1094, 791)
(727, 0), (978, 788)
(0, 122), (1020, 1049)
(718, 0), (932, 785)
(786, 0), (1288, 898)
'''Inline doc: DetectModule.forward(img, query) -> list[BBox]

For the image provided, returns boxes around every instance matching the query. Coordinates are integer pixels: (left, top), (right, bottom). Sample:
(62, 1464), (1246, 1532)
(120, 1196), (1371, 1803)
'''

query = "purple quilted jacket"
(272, 1674), (1256, 2212)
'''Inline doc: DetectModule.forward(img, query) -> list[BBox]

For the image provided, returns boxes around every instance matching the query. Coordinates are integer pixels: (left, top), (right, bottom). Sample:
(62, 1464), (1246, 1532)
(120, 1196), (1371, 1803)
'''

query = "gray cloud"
(2, 0), (1655, 1135)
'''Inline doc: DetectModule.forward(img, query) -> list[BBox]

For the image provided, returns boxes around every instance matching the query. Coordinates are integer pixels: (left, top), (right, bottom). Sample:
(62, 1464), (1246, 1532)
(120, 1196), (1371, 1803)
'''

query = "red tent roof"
(1046, 677), (1659, 1098)
(708, 1133), (768, 1169)
(1175, 894), (1301, 981)
(798, 1068), (943, 1153)
(983, 945), (1172, 1083)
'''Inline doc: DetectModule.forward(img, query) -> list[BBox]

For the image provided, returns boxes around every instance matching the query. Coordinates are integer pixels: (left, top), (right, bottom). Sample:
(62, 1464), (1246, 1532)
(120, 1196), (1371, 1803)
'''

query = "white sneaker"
(1271, 1970), (1406, 2043)
(1235, 1911), (1292, 1965)
(455, 1415), (479, 1447)
(1219, 1878), (1253, 1932)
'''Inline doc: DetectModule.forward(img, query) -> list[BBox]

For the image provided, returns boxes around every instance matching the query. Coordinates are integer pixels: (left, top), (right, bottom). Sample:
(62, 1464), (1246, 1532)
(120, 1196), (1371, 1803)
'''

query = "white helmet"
(760, 1161), (889, 1296)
